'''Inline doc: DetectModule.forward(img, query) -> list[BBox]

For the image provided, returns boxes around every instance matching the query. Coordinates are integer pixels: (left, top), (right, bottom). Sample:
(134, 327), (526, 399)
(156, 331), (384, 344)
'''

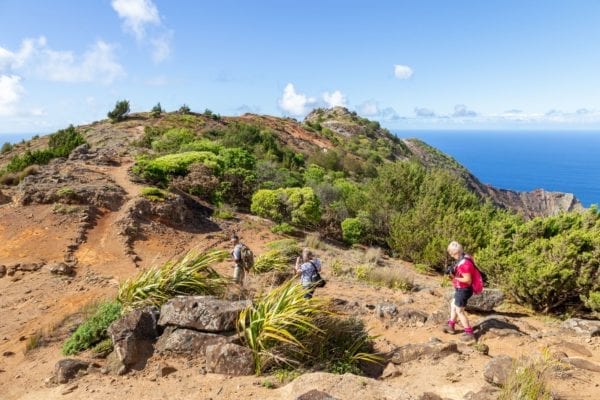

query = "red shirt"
(452, 255), (476, 289)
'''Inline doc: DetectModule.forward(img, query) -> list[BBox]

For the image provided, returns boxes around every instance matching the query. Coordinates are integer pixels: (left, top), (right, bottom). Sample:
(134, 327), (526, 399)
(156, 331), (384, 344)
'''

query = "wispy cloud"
(394, 64), (413, 79)
(111, 0), (160, 40)
(0, 74), (24, 116)
(357, 101), (402, 121)
(278, 83), (316, 116)
(0, 36), (125, 84)
(414, 107), (436, 117)
(322, 90), (347, 108)
(111, 0), (172, 63)
(452, 104), (477, 118)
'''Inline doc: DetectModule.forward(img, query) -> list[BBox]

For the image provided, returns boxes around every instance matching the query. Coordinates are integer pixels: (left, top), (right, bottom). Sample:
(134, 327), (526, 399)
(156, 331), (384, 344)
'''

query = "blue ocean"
(400, 130), (600, 207)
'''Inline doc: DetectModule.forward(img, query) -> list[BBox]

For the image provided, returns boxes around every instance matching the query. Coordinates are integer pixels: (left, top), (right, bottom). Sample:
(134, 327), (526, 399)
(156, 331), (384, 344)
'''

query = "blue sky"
(2, 0), (600, 134)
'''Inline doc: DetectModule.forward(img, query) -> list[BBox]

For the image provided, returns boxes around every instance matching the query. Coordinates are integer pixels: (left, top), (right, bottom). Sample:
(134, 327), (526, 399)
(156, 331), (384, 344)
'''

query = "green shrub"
(1, 142), (13, 154)
(341, 218), (365, 244)
(151, 128), (196, 153)
(178, 104), (191, 114)
(141, 187), (169, 201)
(151, 102), (163, 117)
(62, 301), (122, 355)
(107, 100), (130, 122)
(583, 291), (600, 312)
(271, 223), (295, 235)
(213, 204), (235, 219)
(251, 187), (321, 226)
(266, 239), (301, 261)
(135, 151), (222, 183)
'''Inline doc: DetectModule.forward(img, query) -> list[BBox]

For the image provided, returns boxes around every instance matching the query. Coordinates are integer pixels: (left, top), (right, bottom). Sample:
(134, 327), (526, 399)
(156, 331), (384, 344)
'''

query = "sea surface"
(399, 130), (600, 207)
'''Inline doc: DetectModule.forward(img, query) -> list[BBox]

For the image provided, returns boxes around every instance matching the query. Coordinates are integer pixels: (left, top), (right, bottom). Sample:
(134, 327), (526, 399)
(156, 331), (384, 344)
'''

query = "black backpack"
(309, 261), (326, 288)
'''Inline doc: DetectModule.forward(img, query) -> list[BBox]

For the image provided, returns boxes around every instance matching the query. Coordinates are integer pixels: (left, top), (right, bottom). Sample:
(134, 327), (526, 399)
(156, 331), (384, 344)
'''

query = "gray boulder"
(389, 341), (459, 364)
(474, 316), (524, 338)
(296, 390), (340, 400)
(55, 359), (90, 384)
(397, 308), (428, 325)
(107, 306), (159, 369)
(562, 318), (600, 337)
(205, 343), (254, 376)
(158, 296), (250, 333)
(483, 355), (513, 386)
(155, 327), (234, 354)
(0, 265), (5, 278)
(375, 303), (398, 319)
(446, 289), (504, 312)
(564, 357), (600, 372)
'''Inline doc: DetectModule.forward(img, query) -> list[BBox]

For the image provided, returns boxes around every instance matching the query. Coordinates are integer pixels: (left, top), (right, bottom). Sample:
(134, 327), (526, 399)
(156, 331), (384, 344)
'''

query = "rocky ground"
(0, 118), (599, 400)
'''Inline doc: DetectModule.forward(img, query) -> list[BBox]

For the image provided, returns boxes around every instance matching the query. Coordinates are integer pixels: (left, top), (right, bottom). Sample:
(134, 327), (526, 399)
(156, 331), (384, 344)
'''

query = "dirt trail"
(74, 160), (142, 278)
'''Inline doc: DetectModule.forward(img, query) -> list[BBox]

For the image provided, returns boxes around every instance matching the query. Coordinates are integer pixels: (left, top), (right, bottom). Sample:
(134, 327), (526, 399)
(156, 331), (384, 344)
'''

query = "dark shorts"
(454, 287), (473, 308)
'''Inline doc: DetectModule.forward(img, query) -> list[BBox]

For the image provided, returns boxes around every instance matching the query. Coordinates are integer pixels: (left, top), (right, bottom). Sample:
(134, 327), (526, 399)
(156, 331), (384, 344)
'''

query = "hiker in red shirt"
(443, 241), (476, 341)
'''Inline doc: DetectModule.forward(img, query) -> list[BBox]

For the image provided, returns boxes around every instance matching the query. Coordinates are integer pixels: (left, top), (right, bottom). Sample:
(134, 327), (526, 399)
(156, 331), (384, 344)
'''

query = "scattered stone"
(107, 306), (159, 369)
(389, 342), (459, 364)
(296, 390), (339, 400)
(419, 393), (446, 400)
(48, 262), (74, 276)
(55, 359), (90, 384)
(380, 363), (402, 379)
(205, 343), (254, 376)
(463, 386), (501, 400)
(60, 384), (78, 395)
(158, 296), (251, 333)
(2, 351), (15, 357)
(474, 316), (524, 338)
(0, 265), (6, 278)
(375, 303), (398, 319)
(483, 355), (513, 386)
(562, 318), (600, 337)
(155, 327), (234, 354)
(564, 357), (600, 372)
(426, 307), (448, 326)
(396, 308), (428, 325)
(18, 262), (43, 272)
(156, 362), (177, 378)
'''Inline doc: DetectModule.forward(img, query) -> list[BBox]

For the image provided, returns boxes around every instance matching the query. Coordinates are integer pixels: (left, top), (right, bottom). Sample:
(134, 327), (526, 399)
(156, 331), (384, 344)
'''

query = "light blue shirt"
(299, 259), (321, 285)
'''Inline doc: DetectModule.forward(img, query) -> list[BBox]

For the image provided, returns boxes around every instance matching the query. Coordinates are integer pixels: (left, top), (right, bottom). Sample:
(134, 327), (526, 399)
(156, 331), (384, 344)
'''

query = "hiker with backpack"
(295, 248), (325, 299)
(231, 234), (253, 286)
(442, 241), (483, 341)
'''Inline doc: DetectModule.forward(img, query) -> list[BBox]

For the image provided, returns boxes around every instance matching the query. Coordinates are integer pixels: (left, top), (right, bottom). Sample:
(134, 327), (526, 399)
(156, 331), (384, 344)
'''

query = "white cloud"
(322, 90), (347, 108)
(111, 0), (160, 40)
(394, 64), (413, 79)
(278, 83), (316, 116)
(0, 74), (24, 116)
(358, 100), (379, 116)
(414, 107), (436, 117)
(0, 37), (125, 84)
(151, 31), (172, 63)
(452, 104), (477, 118)
(36, 40), (125, 84)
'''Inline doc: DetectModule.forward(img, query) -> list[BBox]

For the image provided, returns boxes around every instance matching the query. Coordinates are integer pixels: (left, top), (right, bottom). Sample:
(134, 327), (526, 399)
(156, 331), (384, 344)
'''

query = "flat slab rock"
(158, 296), (251, 333)
(445, 289), (504, 312)
(389, 341), (459, 364)
(55, 359), (90, 384)
(155, 327), (236, 354)
(483, 355), (513, 387)
(562, 318), (600, 337)
(205, 343), (254, 376)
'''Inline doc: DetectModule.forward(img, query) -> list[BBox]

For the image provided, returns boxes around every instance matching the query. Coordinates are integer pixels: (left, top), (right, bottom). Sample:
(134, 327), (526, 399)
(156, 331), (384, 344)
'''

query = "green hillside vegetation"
(125, 108), (600, 315)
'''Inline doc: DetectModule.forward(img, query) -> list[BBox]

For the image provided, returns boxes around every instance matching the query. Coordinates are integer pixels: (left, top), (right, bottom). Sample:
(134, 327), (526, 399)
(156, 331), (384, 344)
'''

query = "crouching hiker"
(443, 241), (476, 341)
(295, 248), (324, 299)
(231, 234), (253, 286)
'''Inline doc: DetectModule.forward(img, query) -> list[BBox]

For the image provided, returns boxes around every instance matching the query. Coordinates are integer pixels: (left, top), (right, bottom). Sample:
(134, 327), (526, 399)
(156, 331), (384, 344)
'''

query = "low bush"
(141, 187), (169, 202)
(499, 353), (557, 400)
(62, 301), (122, 355)
(271, 223), (295, 235)
(303, 232), (323, 250)
(212, 204), (235, 219)
(1, 142), (13, 154)
(118, 250), (228, 310)
(266, 239), (301, 261)
(341, 217), (365, 244)
(251, 187), (321, 226)
(150, 102), (163, 117)
(151, 128), (196, 154)
(354, 265), (414, 292)
(135, 151), (222, 183)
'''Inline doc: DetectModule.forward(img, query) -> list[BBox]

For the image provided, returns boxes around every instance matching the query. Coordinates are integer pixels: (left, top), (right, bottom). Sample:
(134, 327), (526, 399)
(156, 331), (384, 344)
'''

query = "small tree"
(178, 104), (191, 114)
(107, 100), (130, 122)
(1, 142), (13, 154)
(151, 102), (163, 118)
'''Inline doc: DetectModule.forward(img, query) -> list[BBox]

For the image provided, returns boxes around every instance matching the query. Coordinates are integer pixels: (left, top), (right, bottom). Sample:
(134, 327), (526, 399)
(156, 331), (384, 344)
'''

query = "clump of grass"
(499, 352), (557, 400)
(18, 165), (40, 181)
(271, 223), (295, 235)
(92, 338), (113, 356)
(266, 239), (301, 261)
(414, 263), (434, 275)
(237, 280), (328, 373)
(354, 265), (414, 292)
(62, 300), (122, 356)
(56, 187), (76, 198)
(303, 233), (323, 249)
(363, 247), (382, 265)
(141, 187), (170, 202)
(253, 250), (290, 274)
(53, 203), (80, 214)
(118, 250), (228, 310)
(0, 172), (20, 186)
(213, 204), (235, 219)
(24, 330), (45, 354)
